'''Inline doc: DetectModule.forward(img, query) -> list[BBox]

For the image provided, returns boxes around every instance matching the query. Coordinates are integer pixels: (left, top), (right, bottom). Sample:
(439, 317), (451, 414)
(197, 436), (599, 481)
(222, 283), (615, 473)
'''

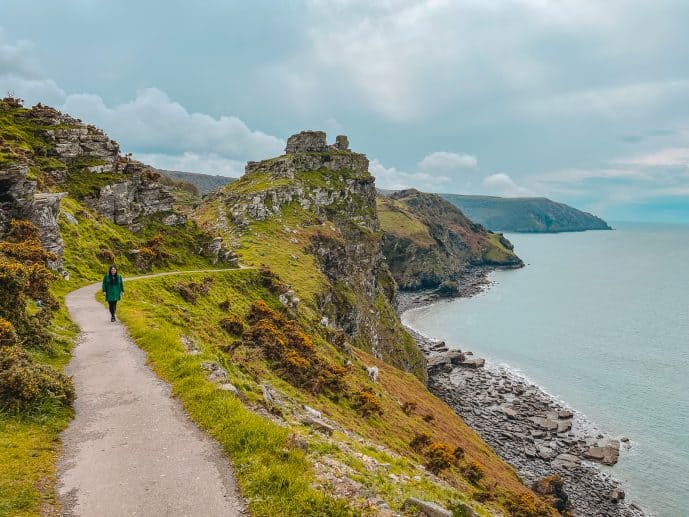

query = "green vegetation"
(0, 100), (70, 168)
(376, 197), (435, 248)
(115, 270), (555, 516)
(58, 197), (219, 290)
(483, 232), (517, 264)
(0, 221), (78, 516)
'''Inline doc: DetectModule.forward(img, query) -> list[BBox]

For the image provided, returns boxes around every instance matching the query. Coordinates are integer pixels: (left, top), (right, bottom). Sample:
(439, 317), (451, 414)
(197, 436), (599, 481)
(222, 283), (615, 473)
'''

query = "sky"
(1, 0), (689, 223)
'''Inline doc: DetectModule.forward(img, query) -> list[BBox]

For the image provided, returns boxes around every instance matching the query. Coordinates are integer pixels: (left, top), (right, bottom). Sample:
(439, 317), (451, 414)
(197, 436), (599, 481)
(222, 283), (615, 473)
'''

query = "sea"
(403, 222), (689, 517)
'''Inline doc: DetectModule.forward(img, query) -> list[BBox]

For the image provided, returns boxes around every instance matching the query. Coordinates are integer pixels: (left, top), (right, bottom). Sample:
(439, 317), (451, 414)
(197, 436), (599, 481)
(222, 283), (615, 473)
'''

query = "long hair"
(108, 265), (119, 284)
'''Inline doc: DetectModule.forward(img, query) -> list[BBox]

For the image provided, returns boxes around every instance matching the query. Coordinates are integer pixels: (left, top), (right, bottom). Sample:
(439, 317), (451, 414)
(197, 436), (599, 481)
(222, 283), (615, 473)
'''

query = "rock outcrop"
(1, 98), (191, 268)
(378, 189), (523, 290)
(201, 131), (425, 378)
(0, 164), (66, 268)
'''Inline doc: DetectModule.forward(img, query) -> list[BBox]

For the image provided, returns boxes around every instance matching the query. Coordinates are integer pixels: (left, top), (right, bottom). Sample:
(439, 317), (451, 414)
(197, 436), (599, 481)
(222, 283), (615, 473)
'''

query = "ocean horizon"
(404, 222), (689, 517)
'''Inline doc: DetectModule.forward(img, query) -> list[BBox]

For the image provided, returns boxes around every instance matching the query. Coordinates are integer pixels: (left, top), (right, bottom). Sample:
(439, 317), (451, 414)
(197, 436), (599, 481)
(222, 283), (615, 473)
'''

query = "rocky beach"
(400, 272), (648, 517)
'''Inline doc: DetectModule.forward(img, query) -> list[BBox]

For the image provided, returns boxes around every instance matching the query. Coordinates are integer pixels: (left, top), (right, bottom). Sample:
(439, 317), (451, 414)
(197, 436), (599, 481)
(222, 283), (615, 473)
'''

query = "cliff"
(2, 101), (562, 516)
(442, 194), (612, 233)
(197, 131), (425, 378)
(379, 189), (523, 290)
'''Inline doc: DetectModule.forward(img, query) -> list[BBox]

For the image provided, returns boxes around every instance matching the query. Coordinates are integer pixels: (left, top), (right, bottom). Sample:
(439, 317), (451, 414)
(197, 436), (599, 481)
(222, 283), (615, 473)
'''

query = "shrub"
(259, 265), (288, 294)
(175, 277), (214, 304)
(132, 234), (171, 271)
(240, 300), (346, 396)
(453, 446), (465, 461)
(401, 400), (417, 415)
(532, 475), (570, 513)
(424, 442), (458, 474)
(422, 413), (435, 422)
(409, 432), (432, 452)
(461, 460), (485, 484)
(505, 492), (558, 517)
(219, 315), (244, 335)
(0, 326), (74, 412)
(218, 299), (232, 311)
(96, 247), (116, 263)
(354, 387), (383, 417)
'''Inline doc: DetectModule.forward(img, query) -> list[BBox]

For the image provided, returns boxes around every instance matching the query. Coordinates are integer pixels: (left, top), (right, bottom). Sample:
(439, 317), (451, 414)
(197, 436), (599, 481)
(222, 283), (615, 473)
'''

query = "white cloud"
(61, 88), (284, 161)
(612, 146), (689, 168)
(133, 152), (245, 178)
(482, 173), (532, 197)
(418, 151), (477, 171)
(370, 158), (453, 191)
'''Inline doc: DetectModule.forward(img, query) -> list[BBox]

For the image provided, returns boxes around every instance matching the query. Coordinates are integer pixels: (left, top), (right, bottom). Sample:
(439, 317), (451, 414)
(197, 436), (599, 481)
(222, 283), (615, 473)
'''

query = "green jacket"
(102, 274), (124, 302)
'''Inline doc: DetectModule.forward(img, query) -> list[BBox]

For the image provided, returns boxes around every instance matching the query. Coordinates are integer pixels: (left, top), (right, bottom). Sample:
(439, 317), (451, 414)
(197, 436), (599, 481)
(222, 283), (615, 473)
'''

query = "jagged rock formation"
(378, 189), (523, 290)
(0, 164), (65, 267)
(200, 131), (425, 378)
(86, 161), (178, 228)
(442, 194), (612, 233)
(0, 98), (194, 268)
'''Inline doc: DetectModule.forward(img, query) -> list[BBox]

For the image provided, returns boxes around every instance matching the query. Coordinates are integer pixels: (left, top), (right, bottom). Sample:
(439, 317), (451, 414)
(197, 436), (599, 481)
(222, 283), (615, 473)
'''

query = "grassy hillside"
(441, 194), (611, 233)
(117, 270), (557, 516)
(1, 103), (560, 516)
(378, 190), (522, 290)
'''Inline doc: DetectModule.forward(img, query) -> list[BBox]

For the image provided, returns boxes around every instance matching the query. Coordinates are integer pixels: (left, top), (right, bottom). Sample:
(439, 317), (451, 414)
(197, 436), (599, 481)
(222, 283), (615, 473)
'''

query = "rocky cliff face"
(0, 98), (190, 268)
(378, 189), (523, 290)
(199, 131), (425, 378)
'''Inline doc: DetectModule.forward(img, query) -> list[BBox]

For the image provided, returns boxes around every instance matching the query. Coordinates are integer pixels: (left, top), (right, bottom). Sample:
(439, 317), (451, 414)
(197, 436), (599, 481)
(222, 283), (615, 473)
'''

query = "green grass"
(117, 270), (355, 516)
(482, 233), (515, 264)
(114, 271), (548, 516)
(58, 197), (220, 291)
(0, 302), (78, 517)
(376, 198), (435, 248)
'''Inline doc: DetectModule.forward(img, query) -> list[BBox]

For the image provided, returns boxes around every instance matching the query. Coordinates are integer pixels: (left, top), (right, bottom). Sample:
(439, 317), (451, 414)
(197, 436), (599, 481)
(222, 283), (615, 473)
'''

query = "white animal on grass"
(366, 365), (379, 383)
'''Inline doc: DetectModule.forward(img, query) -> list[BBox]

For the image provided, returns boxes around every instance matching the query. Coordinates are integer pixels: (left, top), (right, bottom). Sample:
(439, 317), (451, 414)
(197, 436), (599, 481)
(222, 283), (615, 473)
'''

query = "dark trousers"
(108, 301), (118, 317)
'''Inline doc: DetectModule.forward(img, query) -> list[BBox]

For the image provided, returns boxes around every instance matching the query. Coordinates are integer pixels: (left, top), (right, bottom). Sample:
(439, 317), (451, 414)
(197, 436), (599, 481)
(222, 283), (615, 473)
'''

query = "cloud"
(418, 151), (477, 171)
(0, 30), (66, 105)
(370, 159), (454, 191)
(482, 173), (532, 197)
(612, 147), (689, 168)
(61, 88), (284, 161)
(133, 152), (245, 178)
(0, 30), (284, 175)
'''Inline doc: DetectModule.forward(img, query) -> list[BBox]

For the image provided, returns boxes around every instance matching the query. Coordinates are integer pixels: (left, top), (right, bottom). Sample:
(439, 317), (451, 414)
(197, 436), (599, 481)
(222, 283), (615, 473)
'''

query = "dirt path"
(58, 270), (246, 516)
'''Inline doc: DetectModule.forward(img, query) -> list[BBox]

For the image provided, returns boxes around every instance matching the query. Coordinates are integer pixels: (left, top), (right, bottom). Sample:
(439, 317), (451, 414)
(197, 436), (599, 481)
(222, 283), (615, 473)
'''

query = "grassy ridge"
(115, 270), (553, 516)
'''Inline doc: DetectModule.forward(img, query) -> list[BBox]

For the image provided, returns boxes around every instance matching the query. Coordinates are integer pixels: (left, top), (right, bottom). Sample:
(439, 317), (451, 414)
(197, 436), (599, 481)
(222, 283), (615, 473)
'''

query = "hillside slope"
(378, 189), (523, 290)
(442, 194), (612, 233)
(2, 100), (561, 517)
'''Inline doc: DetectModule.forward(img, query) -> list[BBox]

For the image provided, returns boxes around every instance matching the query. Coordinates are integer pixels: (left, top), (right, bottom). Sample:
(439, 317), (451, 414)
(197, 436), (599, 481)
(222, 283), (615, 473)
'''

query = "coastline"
(398, 268), (647, 517)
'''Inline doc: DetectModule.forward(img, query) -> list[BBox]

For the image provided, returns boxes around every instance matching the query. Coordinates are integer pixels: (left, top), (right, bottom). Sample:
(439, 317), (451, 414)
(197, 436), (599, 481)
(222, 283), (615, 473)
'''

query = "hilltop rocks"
(285, 130), (328, 154)
(30, 103), (120, 177)
(88, 162), (177, 227)
(206, 131), (426, 379)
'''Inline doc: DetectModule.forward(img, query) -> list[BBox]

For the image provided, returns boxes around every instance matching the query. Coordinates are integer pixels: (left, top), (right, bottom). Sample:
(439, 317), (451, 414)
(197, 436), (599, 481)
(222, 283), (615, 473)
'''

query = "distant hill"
(156, 169), (235, 194)
(440, 194), (612, 233)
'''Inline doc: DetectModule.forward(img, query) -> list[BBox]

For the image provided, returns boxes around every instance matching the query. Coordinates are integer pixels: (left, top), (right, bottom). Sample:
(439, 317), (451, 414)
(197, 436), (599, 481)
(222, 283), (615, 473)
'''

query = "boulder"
(301, 416), (335, 436)
(402, 497), (453, 517)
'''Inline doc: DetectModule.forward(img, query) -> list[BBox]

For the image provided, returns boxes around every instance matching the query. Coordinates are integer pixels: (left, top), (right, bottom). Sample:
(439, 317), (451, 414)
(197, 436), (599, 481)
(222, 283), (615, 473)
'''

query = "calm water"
(404, 223), (689, 517)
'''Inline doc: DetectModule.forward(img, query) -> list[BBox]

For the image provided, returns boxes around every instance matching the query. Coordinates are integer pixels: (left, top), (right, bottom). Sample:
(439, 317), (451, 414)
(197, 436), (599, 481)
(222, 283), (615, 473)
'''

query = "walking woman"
(102, 265), (124, 322)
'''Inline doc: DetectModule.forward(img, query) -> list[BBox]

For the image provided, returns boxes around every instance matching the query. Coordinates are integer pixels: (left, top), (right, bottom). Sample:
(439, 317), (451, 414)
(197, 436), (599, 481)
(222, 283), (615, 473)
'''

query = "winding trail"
(58, 270), (246, 517)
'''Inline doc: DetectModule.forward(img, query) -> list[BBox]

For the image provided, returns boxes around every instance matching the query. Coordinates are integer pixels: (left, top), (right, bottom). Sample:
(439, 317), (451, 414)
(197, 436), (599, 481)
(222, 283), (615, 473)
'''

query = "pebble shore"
(399, 270), (647, 516)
